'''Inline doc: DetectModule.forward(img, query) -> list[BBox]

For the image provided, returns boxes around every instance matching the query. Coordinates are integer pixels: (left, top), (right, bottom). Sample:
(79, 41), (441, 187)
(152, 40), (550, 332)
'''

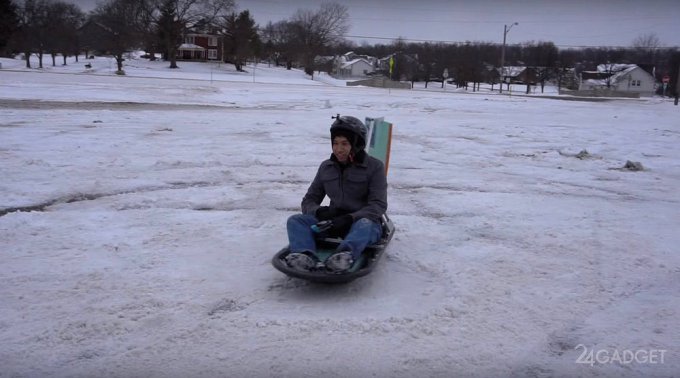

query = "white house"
(337, 58), (374, 78)
(579, 64), (656, 97)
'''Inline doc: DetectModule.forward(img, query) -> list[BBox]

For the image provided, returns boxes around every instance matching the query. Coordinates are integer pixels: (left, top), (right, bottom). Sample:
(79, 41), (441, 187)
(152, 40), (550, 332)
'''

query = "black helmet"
(330, 115), (367, 151)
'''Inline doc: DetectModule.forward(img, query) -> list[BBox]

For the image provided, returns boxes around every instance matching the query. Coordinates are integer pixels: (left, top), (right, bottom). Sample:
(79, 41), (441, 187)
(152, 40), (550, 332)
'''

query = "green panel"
(365, 117), (392, 173)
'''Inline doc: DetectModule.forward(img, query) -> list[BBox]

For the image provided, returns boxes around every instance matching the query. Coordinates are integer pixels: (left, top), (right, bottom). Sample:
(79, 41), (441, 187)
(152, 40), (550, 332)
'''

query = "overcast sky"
(72, 0), (680, 48)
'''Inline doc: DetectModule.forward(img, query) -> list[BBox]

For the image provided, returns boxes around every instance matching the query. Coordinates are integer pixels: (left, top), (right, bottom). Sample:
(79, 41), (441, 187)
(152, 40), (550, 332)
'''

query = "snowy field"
(1, 55), (679, 377)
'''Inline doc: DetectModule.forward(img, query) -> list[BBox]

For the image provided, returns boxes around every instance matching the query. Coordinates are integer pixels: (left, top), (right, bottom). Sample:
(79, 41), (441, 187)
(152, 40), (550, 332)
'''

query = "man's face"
(332, 136), (352, 163)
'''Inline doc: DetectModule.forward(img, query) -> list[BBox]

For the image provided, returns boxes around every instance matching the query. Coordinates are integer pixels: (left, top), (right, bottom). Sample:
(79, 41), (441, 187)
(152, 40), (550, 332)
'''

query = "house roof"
(78, 20), (114, 34)
(608, 66), (639, 84)
(596, 63), (636, 73)
(585, 64), (653, 87)
(501, 66), (526, 77)
(341, 58), (371, 69)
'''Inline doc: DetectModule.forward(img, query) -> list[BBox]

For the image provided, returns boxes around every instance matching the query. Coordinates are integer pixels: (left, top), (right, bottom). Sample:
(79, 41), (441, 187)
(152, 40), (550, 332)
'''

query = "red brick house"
(177, 33), (222, 61)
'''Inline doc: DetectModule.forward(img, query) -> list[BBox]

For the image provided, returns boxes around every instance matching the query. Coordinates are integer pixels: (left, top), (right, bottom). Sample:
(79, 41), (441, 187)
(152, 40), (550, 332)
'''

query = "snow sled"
(271, 214), (396, 284)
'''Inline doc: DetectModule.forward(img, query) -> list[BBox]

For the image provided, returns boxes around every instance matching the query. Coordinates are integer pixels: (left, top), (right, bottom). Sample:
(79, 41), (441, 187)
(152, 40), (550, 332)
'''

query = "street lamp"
(500, 22), (518, 93)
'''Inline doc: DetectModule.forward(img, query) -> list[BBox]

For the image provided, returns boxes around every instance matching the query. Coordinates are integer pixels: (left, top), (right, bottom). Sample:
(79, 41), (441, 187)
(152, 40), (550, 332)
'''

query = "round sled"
(272, 214), (395, 284)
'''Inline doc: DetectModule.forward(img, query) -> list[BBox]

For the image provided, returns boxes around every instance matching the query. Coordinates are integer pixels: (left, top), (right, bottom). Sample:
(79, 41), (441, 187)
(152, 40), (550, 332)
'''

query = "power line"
(342, 34), (680, 50)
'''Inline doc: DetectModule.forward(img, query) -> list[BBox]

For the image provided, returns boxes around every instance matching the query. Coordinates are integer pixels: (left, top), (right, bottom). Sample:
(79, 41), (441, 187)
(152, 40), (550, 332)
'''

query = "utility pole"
(500, 22), (518, 94)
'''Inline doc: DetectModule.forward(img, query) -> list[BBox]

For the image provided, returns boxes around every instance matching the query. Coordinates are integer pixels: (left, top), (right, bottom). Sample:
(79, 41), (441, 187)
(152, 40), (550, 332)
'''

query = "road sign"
(443, 68), (449, 78)
(662, 75), (670, 83)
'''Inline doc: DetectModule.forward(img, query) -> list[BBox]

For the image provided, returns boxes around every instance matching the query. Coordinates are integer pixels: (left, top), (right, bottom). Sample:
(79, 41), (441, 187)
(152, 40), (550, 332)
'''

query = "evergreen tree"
(157, 0), (181, 68)
(223, 10), (260, 71)
(0, 0), (19, 56)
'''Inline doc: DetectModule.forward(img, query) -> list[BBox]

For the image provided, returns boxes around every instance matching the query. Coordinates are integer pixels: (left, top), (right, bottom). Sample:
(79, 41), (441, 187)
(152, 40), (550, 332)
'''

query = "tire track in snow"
(0, 181), (216, 217)
(0, 98), (313, 112)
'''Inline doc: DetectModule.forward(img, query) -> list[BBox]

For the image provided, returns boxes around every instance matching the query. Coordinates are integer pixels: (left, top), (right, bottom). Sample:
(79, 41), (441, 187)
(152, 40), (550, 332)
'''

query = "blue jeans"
(287, 214), (382, 260)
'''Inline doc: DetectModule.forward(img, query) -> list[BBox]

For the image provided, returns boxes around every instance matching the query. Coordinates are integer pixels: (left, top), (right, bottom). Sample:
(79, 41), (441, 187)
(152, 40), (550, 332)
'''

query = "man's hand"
(315, 206), (334, 221)
(311, 220), (333, 233)
(330, 214), (354, 236)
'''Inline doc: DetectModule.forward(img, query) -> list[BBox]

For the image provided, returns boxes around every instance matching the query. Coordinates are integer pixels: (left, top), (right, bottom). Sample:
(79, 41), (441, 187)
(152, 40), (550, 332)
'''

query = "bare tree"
(260, 21), (284, 66)
(262, 20), (307, 69)
(13, 0), (51, 68)
(44, 1), (84, 66)
(632, 33), (661, 50)
(135, 0), (160, 61)
(522, 41), (558, 93)
(290, 2), (349, 76)
(632, 32), (662, 71)
(199, 0), (233, 25)
(601, 61), (617, 88)
(156, 0), (233, 68)
(91, 0), (147, 73)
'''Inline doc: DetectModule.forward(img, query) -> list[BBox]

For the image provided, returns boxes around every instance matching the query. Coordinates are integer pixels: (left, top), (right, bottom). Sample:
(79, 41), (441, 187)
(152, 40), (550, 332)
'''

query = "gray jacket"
(301, 152), (388, 223)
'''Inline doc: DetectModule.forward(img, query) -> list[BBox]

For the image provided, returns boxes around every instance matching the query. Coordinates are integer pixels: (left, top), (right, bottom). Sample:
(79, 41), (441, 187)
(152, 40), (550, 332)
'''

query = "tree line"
(1, 0), (678, 94)
(0, 0), (349, 76)
(1, 0), (239, 72)
(336, 35), (679, 94)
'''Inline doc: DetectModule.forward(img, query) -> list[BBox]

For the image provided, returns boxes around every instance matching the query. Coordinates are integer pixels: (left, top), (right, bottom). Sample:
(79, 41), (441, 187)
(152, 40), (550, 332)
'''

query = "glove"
(311, 220), (333, 233)
(330, 214), (354, 237)
(315, 206), (334, 221)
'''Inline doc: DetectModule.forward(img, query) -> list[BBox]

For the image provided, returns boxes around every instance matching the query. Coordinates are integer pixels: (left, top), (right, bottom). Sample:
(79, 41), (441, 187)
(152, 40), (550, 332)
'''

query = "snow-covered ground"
(1, 55), (678, 377)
